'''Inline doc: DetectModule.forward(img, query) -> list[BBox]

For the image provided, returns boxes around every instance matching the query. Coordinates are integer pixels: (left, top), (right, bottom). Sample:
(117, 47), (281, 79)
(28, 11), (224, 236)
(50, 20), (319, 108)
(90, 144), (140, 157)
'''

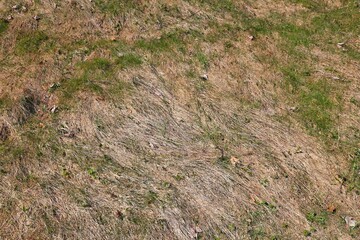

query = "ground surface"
(0, 0), (360, 239)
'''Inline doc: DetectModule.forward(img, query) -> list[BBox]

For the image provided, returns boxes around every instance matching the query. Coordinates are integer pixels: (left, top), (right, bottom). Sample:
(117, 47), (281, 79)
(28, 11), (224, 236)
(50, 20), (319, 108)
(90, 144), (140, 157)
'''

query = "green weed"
(217, 155), (230, 167)
(303, 229), (312, 237)
(145, 190), (158, 205)
(249, 227), (266, 239)
(16, 31), (49, 54)
(347, 149), (360, 194)
(258, 200), (277, 211)
(196, 52), (209, 70)
(173, 173), (185, 181)
(306, 211), (328, 225)
(87, 167), (98, 179)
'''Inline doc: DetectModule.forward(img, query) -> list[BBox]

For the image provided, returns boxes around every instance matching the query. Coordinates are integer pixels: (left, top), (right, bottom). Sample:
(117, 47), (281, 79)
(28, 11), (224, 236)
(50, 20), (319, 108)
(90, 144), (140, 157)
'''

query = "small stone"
(294, 147), (303, 154)
(12, 5), (19, 10)
(59, 123), (77, 138)
(326, 204), (336, 213)
(34, 15), (40, 21)
(200, 74), (208, 81)
(6, 15), (13, 21)
(230, 156), (240, 166)
(149, 141), (159, 149)
(49, 82), (61, 92)
(154, 91), (162, 97)
(50, 105), (58, 113)
(248, 35), (255, 40)
(337, 42), (345, 48)
(289, 106), (297, 112)
(345, 216), (356, 228)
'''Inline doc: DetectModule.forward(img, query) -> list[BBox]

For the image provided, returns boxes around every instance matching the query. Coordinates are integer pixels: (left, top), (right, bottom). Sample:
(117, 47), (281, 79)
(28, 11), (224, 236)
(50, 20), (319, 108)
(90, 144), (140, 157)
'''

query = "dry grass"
(0, 0), (360, 239)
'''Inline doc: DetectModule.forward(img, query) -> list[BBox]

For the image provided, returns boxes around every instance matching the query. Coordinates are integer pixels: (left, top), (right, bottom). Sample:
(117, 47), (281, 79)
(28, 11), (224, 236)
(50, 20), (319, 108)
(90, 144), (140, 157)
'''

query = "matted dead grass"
(0, 0), (360, 239)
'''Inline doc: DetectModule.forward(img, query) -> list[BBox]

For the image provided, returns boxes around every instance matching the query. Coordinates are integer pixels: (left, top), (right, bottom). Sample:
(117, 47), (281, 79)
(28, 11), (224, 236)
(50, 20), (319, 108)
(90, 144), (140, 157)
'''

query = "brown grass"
(0, 0), (360, 239)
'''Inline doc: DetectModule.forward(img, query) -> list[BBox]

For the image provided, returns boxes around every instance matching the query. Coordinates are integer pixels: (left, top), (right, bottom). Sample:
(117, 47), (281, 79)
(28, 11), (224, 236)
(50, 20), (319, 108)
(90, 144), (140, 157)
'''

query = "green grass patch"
(0, 95), (12, 111)
(196, 52), (209, 70)
(61, 76), (104, 100)
(345, 47), (360, 60)
(59, 57), (134, 104)
(276, 23), (313, 48)
(94, 0), (138, 15)
(16, 31), (49, 54)
(303, 229), (312, 237)
(289, 0), (325, 10)
(115, 53), (142, 69)
(145, 190), (158, 205)
(59, 58), (112, 101)
(281, 64), (339, 138)
(298, 80), (336, 136)
(239, 13), (312, 45)
(79, 57), (113, 83)
(312, 3), (360, 35)
(0, 19), (9, 35)
(311, 3), (360, 60)
(80, 58), (112, 72)
(249, 227), (266, 239)
(135, 32), (184, 53)
(206, 0), (237, 13)
(87, 167), (99, 179)
(281, 65), (310, 91)
(206, 22), (242, 43)
(0, 119), (61, 165)
(270, 7), (358, 141)
(241, 16), (272, 35)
